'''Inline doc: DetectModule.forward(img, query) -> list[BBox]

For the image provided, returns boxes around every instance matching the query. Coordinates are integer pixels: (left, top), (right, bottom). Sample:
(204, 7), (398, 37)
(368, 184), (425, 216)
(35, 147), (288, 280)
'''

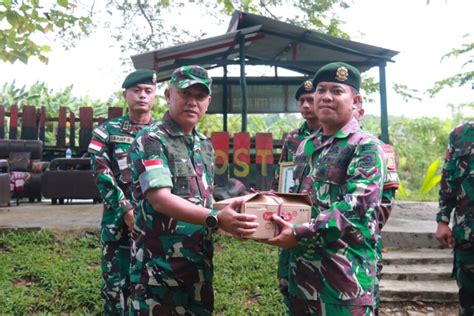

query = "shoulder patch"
(88, 139), (105, 154)
(92, 127), (109, 142)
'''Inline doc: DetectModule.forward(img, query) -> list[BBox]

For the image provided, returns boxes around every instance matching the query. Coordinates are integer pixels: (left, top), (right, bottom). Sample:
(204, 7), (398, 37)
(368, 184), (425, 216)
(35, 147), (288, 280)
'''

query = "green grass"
(0, 231), (284, 315)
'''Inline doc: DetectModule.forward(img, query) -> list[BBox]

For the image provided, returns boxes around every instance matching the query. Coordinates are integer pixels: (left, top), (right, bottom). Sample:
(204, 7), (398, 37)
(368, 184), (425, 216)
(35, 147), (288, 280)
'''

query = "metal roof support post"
(379, 62), (389, 144)
(223, 65), (228, 131)
(239, 34), (249, 132)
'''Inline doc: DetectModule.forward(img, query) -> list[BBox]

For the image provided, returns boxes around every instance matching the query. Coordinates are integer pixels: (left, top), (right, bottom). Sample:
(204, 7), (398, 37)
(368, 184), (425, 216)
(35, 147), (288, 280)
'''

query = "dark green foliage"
(0, 0), (93, 64)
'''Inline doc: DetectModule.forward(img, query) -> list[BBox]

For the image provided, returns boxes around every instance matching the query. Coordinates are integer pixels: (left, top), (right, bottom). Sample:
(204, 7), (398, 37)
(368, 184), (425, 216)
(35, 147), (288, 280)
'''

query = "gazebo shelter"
(131, 10), (399, 143)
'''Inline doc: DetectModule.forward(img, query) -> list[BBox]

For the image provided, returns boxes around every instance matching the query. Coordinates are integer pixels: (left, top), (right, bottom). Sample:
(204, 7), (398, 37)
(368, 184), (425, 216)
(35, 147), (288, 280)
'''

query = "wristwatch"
(205, 209), (219, 230)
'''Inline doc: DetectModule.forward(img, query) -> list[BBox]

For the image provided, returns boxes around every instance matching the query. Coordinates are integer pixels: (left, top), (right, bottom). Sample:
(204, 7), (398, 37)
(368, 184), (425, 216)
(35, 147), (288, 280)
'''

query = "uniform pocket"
(172, 159), (197, 198)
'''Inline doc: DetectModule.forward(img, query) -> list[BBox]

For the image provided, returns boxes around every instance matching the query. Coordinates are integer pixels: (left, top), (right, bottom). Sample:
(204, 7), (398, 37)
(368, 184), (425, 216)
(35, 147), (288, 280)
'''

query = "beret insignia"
(335, 66), (349, 82)
(152, 72), (157, 84)
(303, 80), (313, 91)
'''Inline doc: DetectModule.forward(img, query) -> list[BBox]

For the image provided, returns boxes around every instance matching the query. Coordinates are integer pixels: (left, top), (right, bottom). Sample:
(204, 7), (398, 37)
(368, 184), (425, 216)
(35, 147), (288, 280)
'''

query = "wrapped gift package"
(213, 192), (312, 239)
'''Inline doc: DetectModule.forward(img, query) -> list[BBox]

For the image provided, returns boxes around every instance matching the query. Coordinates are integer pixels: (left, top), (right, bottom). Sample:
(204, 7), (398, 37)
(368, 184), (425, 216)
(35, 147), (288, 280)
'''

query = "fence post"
(21, 105), (38, 140)
(255, 132), (274, 190)
(233, 132), (250, 188)
(69, 111), (76, 149)
(211, 131), (229, 186)
(56, 107), (67, 147)
(108, 107), (123, 119)
(38, 106), (46, 143)
(9, 104), (19, 140)
(79, 107), (94, 150)
(0, 105), (5, 139)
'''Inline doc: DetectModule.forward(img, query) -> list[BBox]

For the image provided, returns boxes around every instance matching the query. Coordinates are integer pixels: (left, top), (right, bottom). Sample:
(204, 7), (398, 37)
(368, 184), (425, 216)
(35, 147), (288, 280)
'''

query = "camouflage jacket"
(89, 115), (152, 242)
(272, 121), (316, 191)
(290, 118), (386, 305)
(437, 122), (474, 243)
(128, 111), (215, 287)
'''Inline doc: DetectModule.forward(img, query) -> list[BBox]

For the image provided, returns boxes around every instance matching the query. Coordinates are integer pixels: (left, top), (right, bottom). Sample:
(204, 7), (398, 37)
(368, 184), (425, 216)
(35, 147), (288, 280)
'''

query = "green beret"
(169, 65), (212, 95)
(122, 69), (157, 89)
(295, 80), (316, 100)
(312, 62), (361, 91)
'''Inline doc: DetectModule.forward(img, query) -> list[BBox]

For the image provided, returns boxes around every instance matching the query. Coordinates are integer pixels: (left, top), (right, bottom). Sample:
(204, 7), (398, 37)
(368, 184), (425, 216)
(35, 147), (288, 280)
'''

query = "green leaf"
(419, 159), (440, 194)
(420, 175), (442, 194)
(3, 0), (12, 9)
(6, 11), (19, 27)
(57, 0), (69, 8)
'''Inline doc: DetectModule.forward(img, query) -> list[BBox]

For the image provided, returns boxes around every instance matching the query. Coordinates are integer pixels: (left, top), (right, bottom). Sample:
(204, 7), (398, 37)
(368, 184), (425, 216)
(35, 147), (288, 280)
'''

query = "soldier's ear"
(353, 94), (362, 105)
(164, 88), (171, 104)
(205, 96), (212, 112)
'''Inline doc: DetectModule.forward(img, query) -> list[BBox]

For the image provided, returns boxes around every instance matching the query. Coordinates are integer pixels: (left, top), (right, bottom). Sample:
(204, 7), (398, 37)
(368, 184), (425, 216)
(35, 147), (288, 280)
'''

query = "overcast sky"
(0, 0), (472, 118)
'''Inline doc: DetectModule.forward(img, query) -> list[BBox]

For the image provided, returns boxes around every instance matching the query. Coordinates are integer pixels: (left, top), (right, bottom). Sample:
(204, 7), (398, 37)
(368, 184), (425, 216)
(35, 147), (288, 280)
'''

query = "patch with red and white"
(88, 140), (104, 152)
(144, 159), (163, 171)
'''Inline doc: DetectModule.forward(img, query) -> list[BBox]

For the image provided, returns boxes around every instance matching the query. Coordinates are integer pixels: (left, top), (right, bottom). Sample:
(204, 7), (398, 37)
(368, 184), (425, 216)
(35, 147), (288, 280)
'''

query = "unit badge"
(335, 66), (349, 82)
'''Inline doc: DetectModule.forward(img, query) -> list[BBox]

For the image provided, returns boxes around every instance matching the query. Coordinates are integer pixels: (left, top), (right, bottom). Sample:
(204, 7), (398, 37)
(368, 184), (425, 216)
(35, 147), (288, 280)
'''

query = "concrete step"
(382, 228), (438, 249)
(379, 279), (458, 302)
(382, 248), (452, 265)
(382, 263), (452, 281)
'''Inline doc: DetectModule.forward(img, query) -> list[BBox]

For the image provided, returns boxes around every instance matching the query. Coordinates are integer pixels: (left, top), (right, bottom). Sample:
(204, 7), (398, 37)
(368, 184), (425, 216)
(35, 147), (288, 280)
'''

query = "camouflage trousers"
(374, 234), (383, 309)
(286, 296), (374, 316)
(279, 249), (374, 316)
(278, 248), (291, 310)
(130, 282), (214, 315)
(101, 237), (131, 315)
(454, 246), (474, 316)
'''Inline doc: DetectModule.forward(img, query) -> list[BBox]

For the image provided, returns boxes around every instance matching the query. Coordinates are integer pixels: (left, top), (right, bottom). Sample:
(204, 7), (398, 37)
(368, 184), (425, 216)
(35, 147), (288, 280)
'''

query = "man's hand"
(436, 221), (453, 248)
(262, 214), (298, 249)
(217, 198), (259, 237)
(124, 209), (135, 232)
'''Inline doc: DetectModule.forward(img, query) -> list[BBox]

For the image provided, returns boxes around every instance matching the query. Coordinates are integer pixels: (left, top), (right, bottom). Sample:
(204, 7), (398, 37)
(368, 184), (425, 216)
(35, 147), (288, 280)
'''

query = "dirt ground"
(379, 302), (458, 316)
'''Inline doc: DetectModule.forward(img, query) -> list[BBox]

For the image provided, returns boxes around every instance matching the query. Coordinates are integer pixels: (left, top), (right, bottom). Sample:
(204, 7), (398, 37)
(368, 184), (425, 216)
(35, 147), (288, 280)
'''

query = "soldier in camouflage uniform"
(266, 62), (386, 315)
(127, 65), (258, 315)
(273, 79), (319, 191)
(273, 79), (319, 308)
(353, 101), (399, 313)
(88, 69), (157, 315)
(436, 122), (474, 316)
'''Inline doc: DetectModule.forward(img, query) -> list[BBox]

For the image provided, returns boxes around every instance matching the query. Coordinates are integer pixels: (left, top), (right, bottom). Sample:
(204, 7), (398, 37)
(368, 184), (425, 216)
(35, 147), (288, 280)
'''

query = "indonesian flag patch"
(88, 140), (104, 152)
(144, 159), (163, 171)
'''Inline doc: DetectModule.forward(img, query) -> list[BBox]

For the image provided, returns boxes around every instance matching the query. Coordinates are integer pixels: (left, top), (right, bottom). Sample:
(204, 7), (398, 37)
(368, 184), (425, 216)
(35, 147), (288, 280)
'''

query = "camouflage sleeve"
(129, 132), (173, 196)
(294, 139), (386, 247)
(88, 126), (134, 216)
(378, 189), (396, 229)
(436, 131), (458, 224)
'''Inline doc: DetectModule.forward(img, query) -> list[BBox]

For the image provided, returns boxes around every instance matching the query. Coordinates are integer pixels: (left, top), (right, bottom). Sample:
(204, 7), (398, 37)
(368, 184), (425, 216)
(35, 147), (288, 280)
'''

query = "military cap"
(169, 65), (212, 95)
(312, 62), (361, 91)
(122, 69), (157, 89)
(295, 80), (316, 100)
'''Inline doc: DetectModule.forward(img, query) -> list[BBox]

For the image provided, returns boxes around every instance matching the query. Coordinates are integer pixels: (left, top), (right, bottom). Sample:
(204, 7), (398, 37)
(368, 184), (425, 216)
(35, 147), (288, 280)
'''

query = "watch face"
(206, 215), (218, 228)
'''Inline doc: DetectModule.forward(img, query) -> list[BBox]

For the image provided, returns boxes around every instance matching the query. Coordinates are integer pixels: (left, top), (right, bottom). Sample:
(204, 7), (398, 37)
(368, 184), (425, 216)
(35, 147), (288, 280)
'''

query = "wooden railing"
(0, 105), (124, 160)
(0, 105), (284, 190)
